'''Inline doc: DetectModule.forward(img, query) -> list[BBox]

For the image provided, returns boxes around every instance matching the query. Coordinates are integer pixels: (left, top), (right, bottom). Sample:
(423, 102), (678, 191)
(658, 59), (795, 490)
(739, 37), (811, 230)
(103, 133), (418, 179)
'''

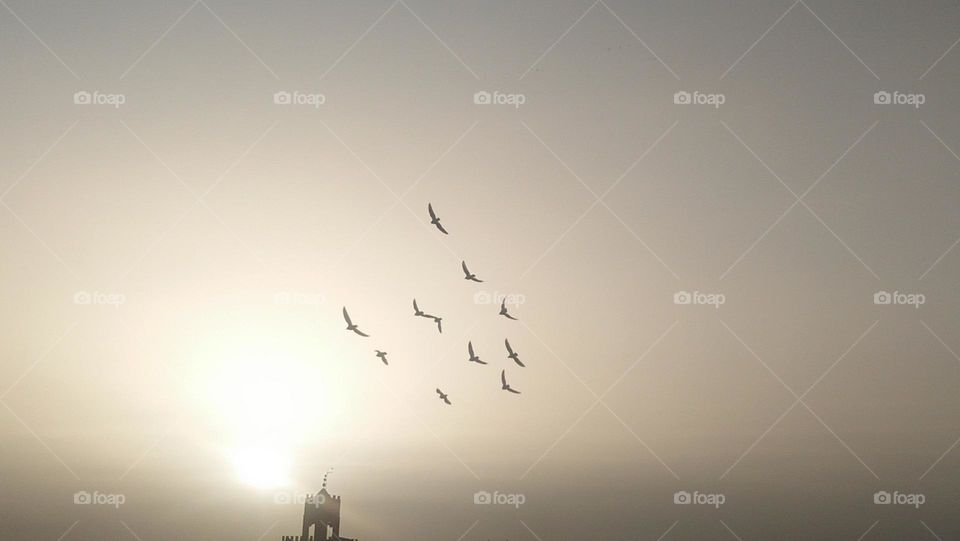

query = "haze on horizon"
(1, 1), (959, 540)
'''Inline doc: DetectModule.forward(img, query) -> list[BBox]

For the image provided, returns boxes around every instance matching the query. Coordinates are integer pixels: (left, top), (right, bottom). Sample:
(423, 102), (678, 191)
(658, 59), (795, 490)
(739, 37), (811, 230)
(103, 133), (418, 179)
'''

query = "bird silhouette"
(428, 203), (449, 234)
(413, 298), (426, 317)
(499, 299), (518, 320)
(436, 388), (451, 405)
(375, 350), (388, 365)
(501, 369), (521, 394)
(467, 341), (487, 364)
(461, 261), (483, 282)
(505, 338), (525, 367)
(432, 316), (443, 334)
(342, 307), (369, 337)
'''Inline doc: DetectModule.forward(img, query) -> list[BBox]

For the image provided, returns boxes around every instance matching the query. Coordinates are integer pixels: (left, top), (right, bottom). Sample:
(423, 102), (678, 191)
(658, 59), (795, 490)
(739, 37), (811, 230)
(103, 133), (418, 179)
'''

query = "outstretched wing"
(436, 318), (443, 333)
(468, 341), (475, 357)
(342, 307), (353, 326)
(413, 298), (419, 312)
(353, 328), (369, 337)
(505, 338), (514, 355)
(461, 260), (470, 275)
(428, 203), (437, 220)
(435, 222), (449, 235)
(507, 387), (521, 395)
(436, 388), (443, 396)
(501, 369), (507, 386)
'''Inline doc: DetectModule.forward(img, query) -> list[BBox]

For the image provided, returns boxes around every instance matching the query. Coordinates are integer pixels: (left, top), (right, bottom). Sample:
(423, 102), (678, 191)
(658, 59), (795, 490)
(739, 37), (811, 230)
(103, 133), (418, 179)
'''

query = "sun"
(192, 334), (347, 490)
(230, 445), (291, 489)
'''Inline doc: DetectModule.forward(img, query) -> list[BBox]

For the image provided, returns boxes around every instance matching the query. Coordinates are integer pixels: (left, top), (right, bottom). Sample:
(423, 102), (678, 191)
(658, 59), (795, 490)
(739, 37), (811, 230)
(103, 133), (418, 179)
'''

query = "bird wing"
(515, 358), (526, 368)
(461, 260), (470, 275)
(505, 338), (514, 355)
(353, 328), (369, 337)
(428, 203), (437, 220)
(342, 307), (352, 325)
(413, 298), (419, 312)
(436, 318), (443, 333)
(436, 388), (442, 396)
(443, 396), (451, 405)
(435, 222), (449, 234)
(468, 341), (475, 357)
(501, 369), (507, 386)
(507, 387), (521, 394)
(505, 313), (518, 321)
(500, 299), (507, 311)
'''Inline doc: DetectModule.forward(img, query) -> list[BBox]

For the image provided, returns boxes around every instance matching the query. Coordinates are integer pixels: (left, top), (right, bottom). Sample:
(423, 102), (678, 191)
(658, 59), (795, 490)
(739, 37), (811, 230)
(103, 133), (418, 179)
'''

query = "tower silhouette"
(281, 484), (356, 541)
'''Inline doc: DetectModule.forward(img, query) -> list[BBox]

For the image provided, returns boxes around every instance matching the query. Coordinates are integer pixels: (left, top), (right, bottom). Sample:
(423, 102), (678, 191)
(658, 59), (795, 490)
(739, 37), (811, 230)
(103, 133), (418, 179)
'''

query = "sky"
(1, 1), (960, 540)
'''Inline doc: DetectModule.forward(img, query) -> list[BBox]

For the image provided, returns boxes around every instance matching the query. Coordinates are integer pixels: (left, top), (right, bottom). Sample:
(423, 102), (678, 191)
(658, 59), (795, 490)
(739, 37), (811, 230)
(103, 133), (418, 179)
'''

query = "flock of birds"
(341, 203), (525, 406)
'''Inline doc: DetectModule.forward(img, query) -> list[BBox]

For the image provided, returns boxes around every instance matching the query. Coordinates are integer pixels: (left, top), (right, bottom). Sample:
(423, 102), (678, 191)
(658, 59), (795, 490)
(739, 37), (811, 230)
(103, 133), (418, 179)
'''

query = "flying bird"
(501, 369), (521, 394)
(436, 388), (451, 405)
(342, 307), (369, 337)
(499, 299), (518, 320)
(432, 316), (443, 334)
(413, 298), (426, 317)
(467, 341), (486, 364)
(461, 261), (483, 282)
(427, 203), (449, 234)
(375, 350), (388, 365)
(505, 338), (525, 367)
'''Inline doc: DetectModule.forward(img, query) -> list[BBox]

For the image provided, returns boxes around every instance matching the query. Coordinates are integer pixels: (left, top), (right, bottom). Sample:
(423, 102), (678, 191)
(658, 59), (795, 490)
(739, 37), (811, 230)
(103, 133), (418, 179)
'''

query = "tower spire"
(321, 467), (333, 490)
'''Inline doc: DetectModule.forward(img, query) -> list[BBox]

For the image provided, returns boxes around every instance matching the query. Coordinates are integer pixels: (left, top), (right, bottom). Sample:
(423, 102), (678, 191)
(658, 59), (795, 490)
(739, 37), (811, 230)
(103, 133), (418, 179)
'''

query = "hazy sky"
(2, 1), (960, 540)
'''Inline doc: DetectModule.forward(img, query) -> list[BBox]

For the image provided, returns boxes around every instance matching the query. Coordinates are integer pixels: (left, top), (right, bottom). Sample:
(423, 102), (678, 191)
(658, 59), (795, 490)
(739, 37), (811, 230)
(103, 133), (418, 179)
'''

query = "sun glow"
(230, 445), (292, 489)
(195, 336), (346, 489)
